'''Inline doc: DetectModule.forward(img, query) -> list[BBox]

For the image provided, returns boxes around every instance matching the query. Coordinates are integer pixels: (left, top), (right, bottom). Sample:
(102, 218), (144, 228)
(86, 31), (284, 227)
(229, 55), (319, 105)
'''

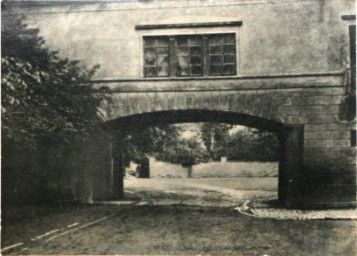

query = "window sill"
(91, 72), (344, 83)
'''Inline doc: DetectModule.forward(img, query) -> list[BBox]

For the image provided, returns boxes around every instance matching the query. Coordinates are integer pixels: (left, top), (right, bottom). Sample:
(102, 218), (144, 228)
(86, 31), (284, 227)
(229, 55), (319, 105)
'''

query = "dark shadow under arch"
(104, 109), (286, 135)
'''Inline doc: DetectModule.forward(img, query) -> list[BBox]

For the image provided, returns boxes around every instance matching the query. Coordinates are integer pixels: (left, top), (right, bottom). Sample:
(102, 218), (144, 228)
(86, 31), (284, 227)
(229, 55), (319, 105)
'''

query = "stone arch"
(91, 77), (356, 209)
(99, 90), (289, 125)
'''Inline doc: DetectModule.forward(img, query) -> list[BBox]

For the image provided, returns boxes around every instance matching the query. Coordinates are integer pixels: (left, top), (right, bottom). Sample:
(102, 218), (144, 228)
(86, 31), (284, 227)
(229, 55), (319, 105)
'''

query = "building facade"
(10, 0), (356, 208)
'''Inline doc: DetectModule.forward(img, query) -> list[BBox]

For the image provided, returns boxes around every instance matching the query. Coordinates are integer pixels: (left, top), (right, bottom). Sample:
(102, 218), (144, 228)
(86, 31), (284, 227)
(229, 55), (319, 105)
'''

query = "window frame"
(143, 36), (170, 77)
(143, 33), (237, 78)
(207, 34), (237, 76)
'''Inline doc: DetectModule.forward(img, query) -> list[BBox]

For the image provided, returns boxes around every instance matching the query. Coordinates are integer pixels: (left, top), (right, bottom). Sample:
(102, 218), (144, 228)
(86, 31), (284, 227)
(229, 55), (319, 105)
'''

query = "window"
(144, 37), (170, 77)
(144, 33), (236, 77)
(208, 34), (236, 76)
(176, 35), (203, 76)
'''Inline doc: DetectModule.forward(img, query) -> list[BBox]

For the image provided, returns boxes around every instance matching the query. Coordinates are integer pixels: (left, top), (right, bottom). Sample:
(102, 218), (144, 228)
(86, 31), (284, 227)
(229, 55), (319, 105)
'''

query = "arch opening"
(104, 109), (303, 209)
(124, 122), (281, 205)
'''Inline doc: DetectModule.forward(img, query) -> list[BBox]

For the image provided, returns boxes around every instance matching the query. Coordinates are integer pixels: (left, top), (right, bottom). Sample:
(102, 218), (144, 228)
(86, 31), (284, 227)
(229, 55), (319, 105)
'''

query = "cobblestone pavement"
(126, 177), (357, 220)
(125, 177), (357, 220)
(3, 177), (356, 255)
(236, 198), (357, 220)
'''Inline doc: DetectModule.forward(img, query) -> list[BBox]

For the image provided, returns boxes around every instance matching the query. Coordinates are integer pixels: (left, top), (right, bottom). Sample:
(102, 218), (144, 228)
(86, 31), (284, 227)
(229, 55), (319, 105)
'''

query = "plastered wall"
(11, 0), (354, 79)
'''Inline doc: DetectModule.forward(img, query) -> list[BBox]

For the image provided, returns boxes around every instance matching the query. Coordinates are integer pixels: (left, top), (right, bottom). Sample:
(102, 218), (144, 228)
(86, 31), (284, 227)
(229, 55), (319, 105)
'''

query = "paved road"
(2, 177), (356, 255)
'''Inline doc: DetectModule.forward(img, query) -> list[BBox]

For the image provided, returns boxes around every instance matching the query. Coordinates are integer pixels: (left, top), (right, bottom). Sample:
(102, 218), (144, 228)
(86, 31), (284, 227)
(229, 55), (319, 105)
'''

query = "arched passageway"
(104, 109), (303, 209)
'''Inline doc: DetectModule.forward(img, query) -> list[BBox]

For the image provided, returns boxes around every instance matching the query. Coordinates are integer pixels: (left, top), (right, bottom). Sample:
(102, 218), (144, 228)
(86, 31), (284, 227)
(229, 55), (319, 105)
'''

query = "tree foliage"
(227, 128), (281, 161)
(2, 7), (103, 205)
(200, 123), (231, 159)
(124, 125), (182, 161)
(156, 137), (209, 167)
(2, 11), (101, 146)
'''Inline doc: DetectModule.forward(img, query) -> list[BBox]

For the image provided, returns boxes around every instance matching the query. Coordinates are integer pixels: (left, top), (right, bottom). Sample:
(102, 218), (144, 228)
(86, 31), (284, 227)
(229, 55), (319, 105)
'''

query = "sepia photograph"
(1, 0), (356, 255)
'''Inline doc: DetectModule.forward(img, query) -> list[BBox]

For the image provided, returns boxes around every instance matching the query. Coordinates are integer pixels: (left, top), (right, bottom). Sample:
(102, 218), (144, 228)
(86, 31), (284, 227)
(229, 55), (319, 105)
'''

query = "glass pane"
(209, 46), (221, 54)
(157, 66), (169, 77)
(209, 35), (222, 45)
(144, 48), (156, 66)
(145, 48), (155, 56)
(190, 46), (202, 55)
(210, 65), (222, 75)
(177, 46), (189, 56)
(177, 55), (189, 67)
(223, 65), (235, 75)
(191, 66), (202, 76)
(191, 56), (202, 65)
(223, 55), (235, 64)
(177, 37), (188, 46)
(177, 67), (189, 76)
(223, 45), (235, 54)
(144, 38), (155, 47)
(145, 57), (156, 66)
(158, 55), (169, 66)
(157, 38), (169, 47)
(210, 55), (222, 64)
(223, 34), (235, 44)
(145, 67), (156, 77)
(157, 47), (169, 54)
(189, 36), (202, 46)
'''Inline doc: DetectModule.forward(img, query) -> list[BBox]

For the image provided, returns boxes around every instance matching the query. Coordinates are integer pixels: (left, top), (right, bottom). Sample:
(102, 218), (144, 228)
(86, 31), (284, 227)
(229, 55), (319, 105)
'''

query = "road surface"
(2, 177), (356, 255)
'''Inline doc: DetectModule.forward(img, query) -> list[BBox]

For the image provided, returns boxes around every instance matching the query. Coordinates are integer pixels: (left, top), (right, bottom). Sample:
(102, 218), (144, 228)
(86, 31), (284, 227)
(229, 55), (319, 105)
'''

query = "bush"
(2, 7), (102, 206)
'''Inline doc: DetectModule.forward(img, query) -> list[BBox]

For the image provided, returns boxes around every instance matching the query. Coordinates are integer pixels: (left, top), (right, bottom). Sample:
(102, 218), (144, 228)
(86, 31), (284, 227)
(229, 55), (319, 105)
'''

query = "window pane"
(144, 48), (156, 66)
(190, 46), (202, 55)
(177, 56), (189, 67)
(177, 67), (189, 76)
(191, 66), (202, 75)
(210, 65), (222, 75)
(157, 66), (169, 77)
(191, 56), (202, 65)
(223, 55), (235, 64)
(209, 46), (221, 54)
(223, 34), (235, 44)
(145, 57), (156, 66)
(157, 38), (169, 46)
(158, 55), (169, 66)
(144, 48), (155, 57)
(223, 65), (235, 75)
(177, 46), (189, 56)
(189, 36), (202, 46)
(144, 38), (155, 47)
(145, 67), (156, 77)
(157, 47), (169, 54)
(223, 45), (235, 54)
(209, 35), (222, 45)
(210, 55), (222, 64)
(177, 37), (188, 46)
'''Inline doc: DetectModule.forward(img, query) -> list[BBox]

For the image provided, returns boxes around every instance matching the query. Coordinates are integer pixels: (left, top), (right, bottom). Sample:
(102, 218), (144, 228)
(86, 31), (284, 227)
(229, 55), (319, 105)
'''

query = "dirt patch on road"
(126, 188), (241, 207)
